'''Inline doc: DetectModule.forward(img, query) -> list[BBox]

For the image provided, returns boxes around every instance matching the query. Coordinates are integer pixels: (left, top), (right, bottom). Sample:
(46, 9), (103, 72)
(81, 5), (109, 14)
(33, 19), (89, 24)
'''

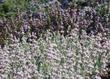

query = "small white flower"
(95, 75), (101, 79)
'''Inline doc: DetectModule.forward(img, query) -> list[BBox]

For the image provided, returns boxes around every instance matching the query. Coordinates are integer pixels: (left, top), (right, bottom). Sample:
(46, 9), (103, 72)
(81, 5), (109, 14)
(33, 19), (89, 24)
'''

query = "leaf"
(95, 54), (102, 69)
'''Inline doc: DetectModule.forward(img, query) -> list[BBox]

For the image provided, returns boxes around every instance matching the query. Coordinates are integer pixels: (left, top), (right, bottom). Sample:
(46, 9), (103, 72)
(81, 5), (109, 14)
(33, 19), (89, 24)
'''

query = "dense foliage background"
(0, 0), (110, 79)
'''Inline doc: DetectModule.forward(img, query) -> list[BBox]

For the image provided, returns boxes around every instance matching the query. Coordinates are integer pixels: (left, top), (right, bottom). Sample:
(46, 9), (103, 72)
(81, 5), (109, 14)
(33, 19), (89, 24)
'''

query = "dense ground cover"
(0, 0), (110, 79)
(0, 30), (110, 79)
